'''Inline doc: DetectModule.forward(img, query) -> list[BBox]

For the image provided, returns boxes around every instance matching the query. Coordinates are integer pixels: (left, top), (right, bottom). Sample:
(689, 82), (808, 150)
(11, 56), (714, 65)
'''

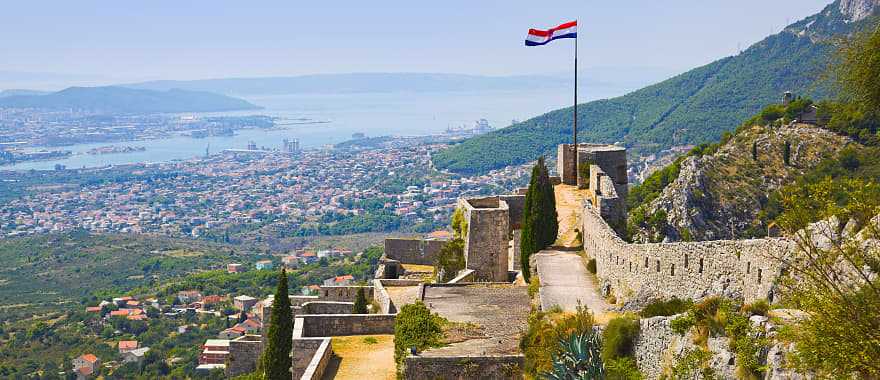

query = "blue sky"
(1, 1), (833, 82)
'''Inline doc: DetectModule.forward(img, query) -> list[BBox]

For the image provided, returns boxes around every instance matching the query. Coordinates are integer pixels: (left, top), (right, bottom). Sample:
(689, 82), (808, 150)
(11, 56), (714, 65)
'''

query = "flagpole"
(572, 23), (578, 177)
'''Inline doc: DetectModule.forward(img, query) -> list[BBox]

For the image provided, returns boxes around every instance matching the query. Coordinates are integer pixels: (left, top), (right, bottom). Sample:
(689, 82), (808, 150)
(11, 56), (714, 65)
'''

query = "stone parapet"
(384, 237), (449, 266)
(582, 202), (791, 303)
(319, 286), (374, 302)
(297, 314), (396, 337)
(403, 355), (524, 380)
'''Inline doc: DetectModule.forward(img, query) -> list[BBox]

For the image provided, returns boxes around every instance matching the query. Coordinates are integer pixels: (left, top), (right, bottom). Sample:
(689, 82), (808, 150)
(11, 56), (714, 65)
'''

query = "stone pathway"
(532, 185), (610, 318)
(534, 249), (608, 315)
(554, 184), (585, 248)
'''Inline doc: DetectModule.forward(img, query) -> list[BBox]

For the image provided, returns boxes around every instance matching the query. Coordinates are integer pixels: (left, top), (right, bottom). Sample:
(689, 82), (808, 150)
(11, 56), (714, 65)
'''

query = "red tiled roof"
(80, 353), (99, 363)
(85, 306), (102, 312)
(118, 341), (138, 350)
(127, 314), (148, 321)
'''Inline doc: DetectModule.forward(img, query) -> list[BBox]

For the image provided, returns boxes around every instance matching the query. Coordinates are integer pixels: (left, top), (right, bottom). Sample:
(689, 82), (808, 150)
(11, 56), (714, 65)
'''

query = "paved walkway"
(532, 185), (610, 317)
(534, 249), (608, 315)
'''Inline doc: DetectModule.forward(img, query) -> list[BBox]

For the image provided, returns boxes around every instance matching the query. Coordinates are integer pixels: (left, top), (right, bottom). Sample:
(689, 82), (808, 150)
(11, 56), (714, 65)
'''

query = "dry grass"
(324, 335), (396, 380)
(401, 263), (435, 273)
(554, 185), (588, 248)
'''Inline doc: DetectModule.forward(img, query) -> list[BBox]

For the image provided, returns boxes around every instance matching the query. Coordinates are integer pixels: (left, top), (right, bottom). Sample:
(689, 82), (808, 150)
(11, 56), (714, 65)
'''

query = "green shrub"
(670, 313), (695, 335)
(640, 298), (693, 318)
(527, 276), (541, 298)
(433, 238), (465, 282)
(601, 315), (640, 362)
(521, 305), (594, 377)
(394, 302), (444, 369)
(363, 337), (378, 345)
(578, 162), (592, 189)
(352, 287), (368, 314)
(451, 207), (467, 238)
(662, 348), (716, 380)
(606, 357), (644, 380)
(587, 258), (597, 274)
(740, 299), (769, 316)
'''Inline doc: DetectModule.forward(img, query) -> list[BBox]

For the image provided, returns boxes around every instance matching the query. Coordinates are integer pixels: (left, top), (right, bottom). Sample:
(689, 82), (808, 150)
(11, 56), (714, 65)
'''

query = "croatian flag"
(525, 20), (577, 46)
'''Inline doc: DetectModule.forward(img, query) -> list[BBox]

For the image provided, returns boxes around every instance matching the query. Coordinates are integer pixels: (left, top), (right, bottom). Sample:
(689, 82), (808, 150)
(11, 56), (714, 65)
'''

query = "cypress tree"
(536, 158), (559, 248)
(520, 157), (559, 281)
(259, 269), (293, 379)
(783, 141), (791, 166)
(353, 287), (368, 314)
(520, 162), (540, 281)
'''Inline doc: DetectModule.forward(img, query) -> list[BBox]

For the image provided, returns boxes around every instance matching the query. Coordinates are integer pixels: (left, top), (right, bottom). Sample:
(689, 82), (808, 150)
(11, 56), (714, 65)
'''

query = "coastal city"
(0, 136), (529, 240)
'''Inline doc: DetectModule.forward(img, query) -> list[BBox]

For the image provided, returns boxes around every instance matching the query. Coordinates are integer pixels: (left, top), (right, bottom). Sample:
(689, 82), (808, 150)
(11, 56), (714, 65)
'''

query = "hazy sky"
(1, 1), (833, 82)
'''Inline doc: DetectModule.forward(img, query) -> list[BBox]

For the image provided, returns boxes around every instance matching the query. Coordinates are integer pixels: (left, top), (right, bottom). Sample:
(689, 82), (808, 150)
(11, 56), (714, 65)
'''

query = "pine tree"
(353, 287), (368, 314)
(258, 269), (293, 379)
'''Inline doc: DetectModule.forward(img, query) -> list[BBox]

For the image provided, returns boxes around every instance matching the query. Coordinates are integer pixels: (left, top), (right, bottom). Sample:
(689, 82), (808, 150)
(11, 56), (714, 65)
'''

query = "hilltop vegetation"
(626, 11), (880, 243)
(0, 232), (256, 321)
(433, 1), (877, 176)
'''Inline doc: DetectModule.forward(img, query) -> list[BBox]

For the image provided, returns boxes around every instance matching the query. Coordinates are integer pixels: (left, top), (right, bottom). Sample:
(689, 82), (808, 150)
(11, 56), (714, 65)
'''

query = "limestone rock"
(630, 124), (854, 244)
(839, 0), (880, 22)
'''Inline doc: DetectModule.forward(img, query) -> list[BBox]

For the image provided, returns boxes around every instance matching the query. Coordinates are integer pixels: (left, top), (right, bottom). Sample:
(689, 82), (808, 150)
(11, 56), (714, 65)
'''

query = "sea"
(1, 85), (632, 171)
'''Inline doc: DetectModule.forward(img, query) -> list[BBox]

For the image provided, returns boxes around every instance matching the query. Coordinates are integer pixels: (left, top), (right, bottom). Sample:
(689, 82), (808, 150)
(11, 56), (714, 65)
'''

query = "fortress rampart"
(582, 203), (791, 303)
(572, 144), (792, 304)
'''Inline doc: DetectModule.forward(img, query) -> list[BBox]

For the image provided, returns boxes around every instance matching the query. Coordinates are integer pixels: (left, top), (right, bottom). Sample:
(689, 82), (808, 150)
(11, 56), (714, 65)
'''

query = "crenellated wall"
(319, 286), (373, 302)
(582, 202), (791, 303)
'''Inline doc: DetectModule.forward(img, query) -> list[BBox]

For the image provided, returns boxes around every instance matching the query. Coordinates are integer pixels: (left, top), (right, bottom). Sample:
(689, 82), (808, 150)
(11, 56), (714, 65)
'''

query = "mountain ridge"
(123, 72), (575, 95)
(0, 86), (260, 114)
(433, 0), (879, 177)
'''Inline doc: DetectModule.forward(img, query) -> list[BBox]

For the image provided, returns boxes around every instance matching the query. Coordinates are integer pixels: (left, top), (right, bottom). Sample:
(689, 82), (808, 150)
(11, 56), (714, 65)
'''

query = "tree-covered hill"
(434, 0), (878, 176)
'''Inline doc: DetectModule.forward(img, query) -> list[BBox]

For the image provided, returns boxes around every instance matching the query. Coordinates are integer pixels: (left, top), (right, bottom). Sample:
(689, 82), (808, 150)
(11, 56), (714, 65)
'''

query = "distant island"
(0, 86), (260, 114)
(86, 145), (146, 155)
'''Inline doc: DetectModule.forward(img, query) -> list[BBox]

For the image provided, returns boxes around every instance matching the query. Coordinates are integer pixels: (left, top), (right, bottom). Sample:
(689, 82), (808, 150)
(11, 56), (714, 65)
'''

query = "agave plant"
(541, 331), (605, 380)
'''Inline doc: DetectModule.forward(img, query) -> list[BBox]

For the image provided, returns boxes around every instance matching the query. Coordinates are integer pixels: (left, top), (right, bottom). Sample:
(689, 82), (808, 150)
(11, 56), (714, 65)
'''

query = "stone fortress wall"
(573, 144), (793, 304)
(457, 194), (526, 282)
(384, 238), (449, 266)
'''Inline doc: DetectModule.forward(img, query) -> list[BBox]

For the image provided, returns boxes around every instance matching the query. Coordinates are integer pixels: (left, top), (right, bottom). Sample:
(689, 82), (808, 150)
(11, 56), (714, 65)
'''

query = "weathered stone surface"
(319, 286), (373, 302)
(226, 335), (262, 377)
(298, 314), (396, 337)
(403, 355), (523, 380)
(632, 124), (853, 243)
(385, 238), (448, 266)
(300, 301), (355, 315)
(292, 337), (331, 379)
(583, 202), (791, 303)
(460, 197), (510, 282)
(634, 316), (737, 380)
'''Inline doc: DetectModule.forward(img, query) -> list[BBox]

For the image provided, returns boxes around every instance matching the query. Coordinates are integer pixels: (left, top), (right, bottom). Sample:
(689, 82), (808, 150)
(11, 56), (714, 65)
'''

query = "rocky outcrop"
(634, 314), (813, 380)
(839, 0), (880, 22)
(630, 123), (854, 243)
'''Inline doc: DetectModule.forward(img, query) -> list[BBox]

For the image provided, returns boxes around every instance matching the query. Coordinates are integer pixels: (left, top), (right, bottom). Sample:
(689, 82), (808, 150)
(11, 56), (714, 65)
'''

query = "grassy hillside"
(434, 1), (875, 176)
(0, 232), (257, 321)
